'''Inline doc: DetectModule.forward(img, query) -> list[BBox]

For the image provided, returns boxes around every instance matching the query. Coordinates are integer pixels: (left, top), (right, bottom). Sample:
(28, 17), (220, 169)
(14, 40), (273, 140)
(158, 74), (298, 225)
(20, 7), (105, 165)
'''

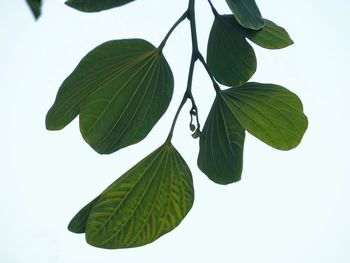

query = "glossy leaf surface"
(26, 0), (41, 19)
(85, 143), (194, 249)
(207, 15), (256, 87)
(245, 19), (294, 49)
(225, 0), (264, 30)
(46, 39), (173, 154)
(222, 82), (308, 150)
(65, 0), (135, 12)
(198, 95), (245, 184)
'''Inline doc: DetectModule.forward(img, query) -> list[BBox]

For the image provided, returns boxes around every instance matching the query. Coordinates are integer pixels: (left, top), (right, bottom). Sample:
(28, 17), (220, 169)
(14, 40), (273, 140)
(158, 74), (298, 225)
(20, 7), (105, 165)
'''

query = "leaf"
(68, 195), (101, 234)
(244, 19), (294, 49)
(84, 143), (194, 249)
(207, 15), (257, 87)
(225, 0), (264, 30)
(46, 39), (173, 154)
(221, 82), (308, 150)
(198, 95), (245, 184)
(26, 0), (42, 19)
(65, 0), (135, 12)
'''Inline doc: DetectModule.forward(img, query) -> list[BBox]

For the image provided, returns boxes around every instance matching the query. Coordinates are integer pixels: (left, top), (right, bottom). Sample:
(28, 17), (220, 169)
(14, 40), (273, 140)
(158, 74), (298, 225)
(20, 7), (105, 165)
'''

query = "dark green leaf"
(85, 143), (194, 249)
(245, 19), (294, 49)
(26, 0), (42, 19)
(221, 82), (308, 150)
(65, 0), (135, 12)
(198, 95), (245, 184)
(68, 195), (101, 234)
(207, 15), (256, 87)
(225, 0), (264, 30)
(46, 39), (173, 154)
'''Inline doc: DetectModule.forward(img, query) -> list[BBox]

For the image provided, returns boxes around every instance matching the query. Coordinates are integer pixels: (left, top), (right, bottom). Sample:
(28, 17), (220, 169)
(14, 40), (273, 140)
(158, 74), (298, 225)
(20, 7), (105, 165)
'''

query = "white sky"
(1, 0), (349, 262)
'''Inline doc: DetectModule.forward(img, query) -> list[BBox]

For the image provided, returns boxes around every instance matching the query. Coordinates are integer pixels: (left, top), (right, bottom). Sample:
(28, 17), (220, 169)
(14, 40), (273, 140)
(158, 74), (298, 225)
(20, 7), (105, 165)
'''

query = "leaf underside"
(207, 15), (257, 87)
(46, 39), (173, 154)
(65, 0), (135, 12)
(222, 82), (308, 150)
(71, 143), (194, 249)
(26, 0), (42, 19)
(198, 95), (245, 184)
(225, 0), (264, 30)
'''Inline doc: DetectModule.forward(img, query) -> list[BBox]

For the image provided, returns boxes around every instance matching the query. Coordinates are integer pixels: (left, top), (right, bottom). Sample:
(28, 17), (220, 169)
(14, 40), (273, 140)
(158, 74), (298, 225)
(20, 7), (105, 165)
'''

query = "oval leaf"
(85, 143), (194, 249)
(207, 15), (257, 87)
(245, 19), (294, 49)
(198, 95), (245, 184)
(26, 0), (42, 19)
(68, 195), (101, 234)
(225, 0), (264, 30)
(221, 82), (308, 150)
(65, 0), (135, 12)
(46, 39), (173, 154)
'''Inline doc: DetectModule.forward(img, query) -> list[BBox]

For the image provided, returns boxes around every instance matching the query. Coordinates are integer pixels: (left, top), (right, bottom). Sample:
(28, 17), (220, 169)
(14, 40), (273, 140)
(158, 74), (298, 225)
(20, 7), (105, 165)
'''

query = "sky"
(0, 0), (349, 262)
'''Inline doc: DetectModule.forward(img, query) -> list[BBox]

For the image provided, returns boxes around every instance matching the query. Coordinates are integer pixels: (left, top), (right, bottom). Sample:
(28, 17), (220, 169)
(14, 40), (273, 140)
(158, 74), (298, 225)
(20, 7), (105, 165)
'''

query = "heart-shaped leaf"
(198, 95), (245, 184)
(26, 0), (42, 19)
(207, 15), (257, 87)
(225, 0), (264, 30)
(221, 82), (308, 150)
(46, 39), (173, 154)
(65, 0), (135, 12)
(82, 143), (194, 249)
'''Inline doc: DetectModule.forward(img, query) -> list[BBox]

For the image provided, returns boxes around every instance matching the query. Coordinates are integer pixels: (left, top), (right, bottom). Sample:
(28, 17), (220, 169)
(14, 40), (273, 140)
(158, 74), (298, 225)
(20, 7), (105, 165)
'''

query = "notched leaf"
(83, 143), (194, 249)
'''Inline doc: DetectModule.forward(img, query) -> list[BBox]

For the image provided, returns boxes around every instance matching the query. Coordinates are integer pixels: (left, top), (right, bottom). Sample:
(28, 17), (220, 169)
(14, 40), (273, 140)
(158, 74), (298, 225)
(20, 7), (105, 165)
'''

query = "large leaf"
(221, 82), (308, 150)
(244, 19), (294, 49)
(225, 0), (264, 30)
(65, 0), (135, 12)
(83, 143), (194, 249)
(198, 95), (245, 185)
(46, 39), (173, 154)
(26, 0), (42, 19)
(68, 195), (101, 234)
(207, 15), (256, 87)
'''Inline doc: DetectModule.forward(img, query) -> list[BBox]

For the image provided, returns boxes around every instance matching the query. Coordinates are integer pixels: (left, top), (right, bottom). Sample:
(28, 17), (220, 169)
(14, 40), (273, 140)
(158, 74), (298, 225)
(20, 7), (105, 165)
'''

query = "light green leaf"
(46, 39), (173, 154)
(225, 0), (264, 30)
(207, 15), (256, 87)
(68, 195), (101, 234)
(65, 0), (135, 12)
(85, 143), (194, 249)
(26, 0), (42, 19)
(221, 82), (308, 150)
(245, 19), (294, 49)
(198, 95), (245, 184)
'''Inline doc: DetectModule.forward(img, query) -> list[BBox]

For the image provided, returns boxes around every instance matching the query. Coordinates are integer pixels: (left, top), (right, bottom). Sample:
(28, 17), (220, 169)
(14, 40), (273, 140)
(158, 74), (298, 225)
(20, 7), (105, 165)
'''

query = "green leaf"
(46, 39), (173, 154)
(65, 0), (135, 12)
(85, 143), (194, 249)
(207, 15), (257, 87)
(198, 95), (245, 184)
(26, 0), (42, 19)
(221, 82), (308, 150)
(68, 195), (101, 234)
(225, 0), (264, 30)
(245, 19), (294, 49)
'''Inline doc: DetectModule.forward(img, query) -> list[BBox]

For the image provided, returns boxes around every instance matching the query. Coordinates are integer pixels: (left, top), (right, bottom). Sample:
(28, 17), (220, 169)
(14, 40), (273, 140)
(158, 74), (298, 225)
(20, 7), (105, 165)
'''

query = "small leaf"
(207, 15), (256, 87)
(26, 0), (42, 19)
(68, 195), (101, 234)
(46, 39), (174, 154)
(65, 0), (135, 13)
(245, 19), (294, 49)
(225, 0), (264, 30)
(85, 143), (194, 249)
(198, 95), (245, 184)
(221, 82), (308, 150)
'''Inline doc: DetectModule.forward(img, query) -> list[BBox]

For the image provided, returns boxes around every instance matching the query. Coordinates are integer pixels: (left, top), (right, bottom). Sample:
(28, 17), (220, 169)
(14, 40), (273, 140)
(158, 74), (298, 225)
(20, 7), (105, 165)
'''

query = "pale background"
(1, 0), (349, 262)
